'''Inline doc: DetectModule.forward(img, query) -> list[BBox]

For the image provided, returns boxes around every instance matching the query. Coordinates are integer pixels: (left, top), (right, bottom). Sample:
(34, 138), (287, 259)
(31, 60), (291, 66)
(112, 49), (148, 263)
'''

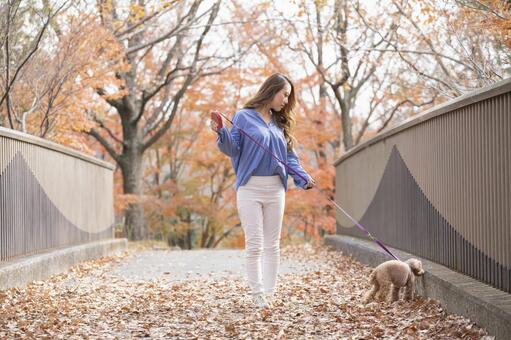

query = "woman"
(210, 73), (316, 309)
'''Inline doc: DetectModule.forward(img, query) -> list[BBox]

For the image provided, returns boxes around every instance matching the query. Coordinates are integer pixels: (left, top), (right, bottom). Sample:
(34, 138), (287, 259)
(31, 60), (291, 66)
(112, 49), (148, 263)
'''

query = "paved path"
(0, 245), (490, 339)
(108, 249), (322, 281)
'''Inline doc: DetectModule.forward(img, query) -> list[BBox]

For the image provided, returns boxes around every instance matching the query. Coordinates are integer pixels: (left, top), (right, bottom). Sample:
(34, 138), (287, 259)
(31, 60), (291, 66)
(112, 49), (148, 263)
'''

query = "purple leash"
(215, 112), (400, 261)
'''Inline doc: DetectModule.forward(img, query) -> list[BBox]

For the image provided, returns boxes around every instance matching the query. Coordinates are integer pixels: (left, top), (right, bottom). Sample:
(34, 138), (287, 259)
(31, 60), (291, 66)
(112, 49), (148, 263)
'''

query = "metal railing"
(0, 127), (115, 262)
(334, 78), (511, 293)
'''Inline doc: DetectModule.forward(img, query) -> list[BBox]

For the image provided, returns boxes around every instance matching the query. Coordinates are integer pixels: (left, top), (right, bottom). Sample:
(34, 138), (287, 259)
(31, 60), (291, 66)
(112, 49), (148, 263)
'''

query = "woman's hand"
(304, 176), (316, 190)
(210, 110), (223, 133)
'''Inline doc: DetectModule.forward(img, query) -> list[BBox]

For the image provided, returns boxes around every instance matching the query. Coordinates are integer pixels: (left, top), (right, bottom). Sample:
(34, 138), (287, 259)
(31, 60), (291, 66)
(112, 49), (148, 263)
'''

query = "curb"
(0, 238), (127, 290)
(325, 234), (511, 340)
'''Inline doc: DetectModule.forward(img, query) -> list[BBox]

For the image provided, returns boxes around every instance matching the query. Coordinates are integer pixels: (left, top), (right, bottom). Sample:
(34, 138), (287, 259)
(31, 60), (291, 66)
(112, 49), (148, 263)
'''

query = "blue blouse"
(216, 108), (310, 191)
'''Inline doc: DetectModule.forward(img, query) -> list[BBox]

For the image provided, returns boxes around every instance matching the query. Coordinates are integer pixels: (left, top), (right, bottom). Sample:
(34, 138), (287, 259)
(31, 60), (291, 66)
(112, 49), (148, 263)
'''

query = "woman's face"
(270, 82), (291, 112)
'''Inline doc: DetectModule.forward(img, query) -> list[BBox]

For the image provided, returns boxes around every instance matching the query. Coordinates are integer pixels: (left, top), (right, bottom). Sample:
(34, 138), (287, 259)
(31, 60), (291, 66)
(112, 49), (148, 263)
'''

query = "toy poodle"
(364, 258), (425, 303)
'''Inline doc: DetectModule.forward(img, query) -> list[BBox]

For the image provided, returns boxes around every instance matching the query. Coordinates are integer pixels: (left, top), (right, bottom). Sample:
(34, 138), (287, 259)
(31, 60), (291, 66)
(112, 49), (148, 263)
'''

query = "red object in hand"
(210, 111), (223, 130)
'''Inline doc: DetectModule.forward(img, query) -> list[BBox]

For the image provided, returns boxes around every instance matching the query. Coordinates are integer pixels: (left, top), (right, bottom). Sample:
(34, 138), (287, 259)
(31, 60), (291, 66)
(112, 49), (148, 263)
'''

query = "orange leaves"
(458, 0), (511, 48)
(140, 69), (247, 246)
(282, 81), (339, 239)
(0, 245), (489, 338)
(115, 194), (145, 214)
(4, 11), (127, 151)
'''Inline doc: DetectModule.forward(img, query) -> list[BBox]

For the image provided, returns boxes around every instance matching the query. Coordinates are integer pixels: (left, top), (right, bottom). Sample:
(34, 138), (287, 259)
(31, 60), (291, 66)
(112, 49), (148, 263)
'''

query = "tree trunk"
(333, 86), (353, 151)
(119, 130), (145, 240)
(88, 0), (222, 242)
(341, 109), (353, 151)
(125, 201), (144, 240)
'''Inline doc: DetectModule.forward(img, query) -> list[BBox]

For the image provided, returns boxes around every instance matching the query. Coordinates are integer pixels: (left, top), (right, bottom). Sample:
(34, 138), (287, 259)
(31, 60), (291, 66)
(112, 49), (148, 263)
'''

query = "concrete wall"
(0, 239), (127, 290)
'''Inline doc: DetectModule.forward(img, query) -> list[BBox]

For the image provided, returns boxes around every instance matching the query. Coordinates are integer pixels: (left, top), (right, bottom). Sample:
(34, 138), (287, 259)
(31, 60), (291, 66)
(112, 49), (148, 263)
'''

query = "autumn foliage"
(0, 6), (127, 151)
(1, 0), (510, 247)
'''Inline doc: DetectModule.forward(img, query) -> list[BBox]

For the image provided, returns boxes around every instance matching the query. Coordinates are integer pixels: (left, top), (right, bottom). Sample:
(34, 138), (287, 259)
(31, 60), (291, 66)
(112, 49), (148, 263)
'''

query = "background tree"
(0, 1), (128, 153)
(362, 0), (510, 100)
(3, 0), (509, 246)
(85, 0), (237, 240)
(454, 0), (511, 70)
(283, 0), (437, 152)
(0, 0), (68, 131)
(142, 64), (264, 248)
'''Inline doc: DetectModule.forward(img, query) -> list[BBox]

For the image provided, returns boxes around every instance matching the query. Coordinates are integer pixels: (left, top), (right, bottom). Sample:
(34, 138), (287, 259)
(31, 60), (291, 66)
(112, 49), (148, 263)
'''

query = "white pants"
(237, 176), (285, 296)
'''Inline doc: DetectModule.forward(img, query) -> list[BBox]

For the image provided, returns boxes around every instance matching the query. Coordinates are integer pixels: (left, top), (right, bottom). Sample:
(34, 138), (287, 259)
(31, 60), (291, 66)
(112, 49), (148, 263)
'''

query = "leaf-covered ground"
(0, 244), (492, 339)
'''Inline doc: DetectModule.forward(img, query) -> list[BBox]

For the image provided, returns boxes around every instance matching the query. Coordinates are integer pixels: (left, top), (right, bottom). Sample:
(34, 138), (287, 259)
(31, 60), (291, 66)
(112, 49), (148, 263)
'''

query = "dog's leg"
(405, 276), (415, 300)
(377, 284), (389, 302)
(364, 283), (379, 303)
(390, 285), (400, 302)
(364, 272), (379, 303)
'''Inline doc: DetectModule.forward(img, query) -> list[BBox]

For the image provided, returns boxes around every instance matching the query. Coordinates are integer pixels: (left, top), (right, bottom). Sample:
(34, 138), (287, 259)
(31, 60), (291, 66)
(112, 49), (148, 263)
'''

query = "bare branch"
(114, 1), (179, 38)
(397, 48), (461, 96)
(142, 0), (221, 152)
(455, 0), (508, 20)
(391, 1), (457, 81)
(365, 48), (477, 70)
(125, 0), (204, 55)
(92, 115), (124, 145)
(86, 128), (121, 164)
(135, 65), (189, 125)
(212, 224), (240, 248)
(0, 1), (68, 109)
(96, 87), (129, 115)
(376, 95), (438, 133)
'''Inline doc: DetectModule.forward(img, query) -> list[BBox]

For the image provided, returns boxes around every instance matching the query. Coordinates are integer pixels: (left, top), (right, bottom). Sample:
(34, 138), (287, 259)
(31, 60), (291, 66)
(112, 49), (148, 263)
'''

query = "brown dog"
(364, 258), (425, 303)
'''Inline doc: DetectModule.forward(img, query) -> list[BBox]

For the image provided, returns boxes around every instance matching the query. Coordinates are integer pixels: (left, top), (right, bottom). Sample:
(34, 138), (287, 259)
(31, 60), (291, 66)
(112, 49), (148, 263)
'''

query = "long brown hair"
(244, 73), (297, 150)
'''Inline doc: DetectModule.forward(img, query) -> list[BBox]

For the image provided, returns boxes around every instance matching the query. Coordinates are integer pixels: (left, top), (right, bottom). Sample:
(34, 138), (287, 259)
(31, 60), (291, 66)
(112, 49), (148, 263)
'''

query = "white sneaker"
(252, 293), (270, 309)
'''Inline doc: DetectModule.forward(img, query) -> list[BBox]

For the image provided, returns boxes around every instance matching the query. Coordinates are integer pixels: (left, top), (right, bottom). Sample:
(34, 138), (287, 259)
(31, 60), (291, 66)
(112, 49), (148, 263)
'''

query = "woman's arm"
(216, 112), (243, 157)
(287, 149), (313, 189)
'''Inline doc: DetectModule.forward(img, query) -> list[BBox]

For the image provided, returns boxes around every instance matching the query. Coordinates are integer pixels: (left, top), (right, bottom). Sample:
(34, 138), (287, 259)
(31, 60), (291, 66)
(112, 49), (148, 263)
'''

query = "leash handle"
(211, 111), (223, 129)
(213, 110), (400, 261)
